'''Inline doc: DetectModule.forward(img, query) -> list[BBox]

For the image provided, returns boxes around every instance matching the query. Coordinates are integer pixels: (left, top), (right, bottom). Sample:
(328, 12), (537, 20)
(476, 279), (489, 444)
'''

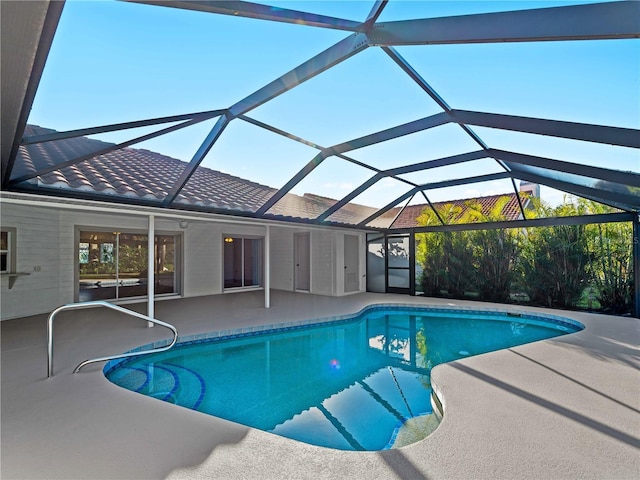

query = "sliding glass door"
(78, 230), (178, 302)
(224, 236), (264, 289)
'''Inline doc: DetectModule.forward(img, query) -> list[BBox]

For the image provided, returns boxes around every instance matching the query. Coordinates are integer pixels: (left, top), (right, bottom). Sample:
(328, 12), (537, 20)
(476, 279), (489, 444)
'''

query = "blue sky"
(29, 0), (639, 211)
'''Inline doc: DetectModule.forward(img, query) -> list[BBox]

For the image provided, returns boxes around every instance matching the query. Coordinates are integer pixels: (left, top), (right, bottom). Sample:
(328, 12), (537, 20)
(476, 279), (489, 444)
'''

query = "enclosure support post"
(265, 225), (270, 309)
(633, 214), (639, 318)
(147, 214), (155, 327)
(410, 229), (416, 296)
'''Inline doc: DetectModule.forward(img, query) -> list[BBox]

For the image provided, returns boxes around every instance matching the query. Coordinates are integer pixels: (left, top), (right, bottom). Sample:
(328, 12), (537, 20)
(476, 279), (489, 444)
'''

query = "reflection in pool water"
(105, 306), (582, 451)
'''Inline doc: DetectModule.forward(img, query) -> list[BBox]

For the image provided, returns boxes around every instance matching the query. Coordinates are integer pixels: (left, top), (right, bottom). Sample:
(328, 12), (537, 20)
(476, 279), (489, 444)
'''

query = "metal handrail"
(47, 300), (178, 377)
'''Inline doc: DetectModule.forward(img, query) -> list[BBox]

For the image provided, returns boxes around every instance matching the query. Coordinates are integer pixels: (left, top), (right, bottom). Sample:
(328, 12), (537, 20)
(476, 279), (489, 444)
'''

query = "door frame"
(381, 232), (416, 296)
(344, 233), (360, 293)
(293, 232), (311, 292)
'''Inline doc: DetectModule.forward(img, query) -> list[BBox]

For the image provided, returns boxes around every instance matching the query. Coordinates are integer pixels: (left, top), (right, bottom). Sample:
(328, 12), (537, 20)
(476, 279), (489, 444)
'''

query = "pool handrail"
(47, 300), (178, 377)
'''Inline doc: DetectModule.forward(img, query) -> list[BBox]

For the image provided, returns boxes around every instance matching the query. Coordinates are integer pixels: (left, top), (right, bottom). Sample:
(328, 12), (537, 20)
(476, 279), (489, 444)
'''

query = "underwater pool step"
(108, 362), (206, 410)
(106, 365), (151, 393)
(163, 363), (207, 410)
(107, 364), (180, 403)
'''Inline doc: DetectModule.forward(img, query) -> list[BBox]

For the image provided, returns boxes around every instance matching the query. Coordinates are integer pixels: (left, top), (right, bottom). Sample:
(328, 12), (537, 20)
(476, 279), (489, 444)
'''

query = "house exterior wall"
(0, 200), (367, 320)
(311, 229), (336, 296)
(267, 227), (366, 297)
(269, 227), (294, 291)
(334, 232), (367, 296)
(0, 203), (63, 319)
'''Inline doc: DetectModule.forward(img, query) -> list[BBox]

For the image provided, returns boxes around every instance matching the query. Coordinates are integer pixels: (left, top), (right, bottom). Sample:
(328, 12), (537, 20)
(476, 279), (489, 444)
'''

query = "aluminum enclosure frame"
(4, 0), (638, 224)
(2, 0), (639, 316)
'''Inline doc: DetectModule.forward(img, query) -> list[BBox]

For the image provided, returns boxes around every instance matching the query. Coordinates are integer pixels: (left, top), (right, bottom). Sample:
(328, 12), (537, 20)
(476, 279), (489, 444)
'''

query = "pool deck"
(2, 291), (639, 479)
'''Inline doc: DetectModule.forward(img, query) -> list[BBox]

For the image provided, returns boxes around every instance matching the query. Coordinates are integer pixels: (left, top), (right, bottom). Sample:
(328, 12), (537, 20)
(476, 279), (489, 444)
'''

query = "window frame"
(0, 227), (17, 274)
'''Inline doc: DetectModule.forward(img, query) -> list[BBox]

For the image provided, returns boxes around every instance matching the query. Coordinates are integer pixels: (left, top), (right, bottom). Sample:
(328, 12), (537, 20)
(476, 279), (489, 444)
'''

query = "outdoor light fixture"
(179, 219), (188, 229)
(224, 237), (234, 243)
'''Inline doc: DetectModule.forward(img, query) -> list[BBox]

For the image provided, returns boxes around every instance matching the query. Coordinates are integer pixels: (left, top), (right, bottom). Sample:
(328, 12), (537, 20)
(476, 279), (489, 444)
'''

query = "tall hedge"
(415, 198), (634, 314)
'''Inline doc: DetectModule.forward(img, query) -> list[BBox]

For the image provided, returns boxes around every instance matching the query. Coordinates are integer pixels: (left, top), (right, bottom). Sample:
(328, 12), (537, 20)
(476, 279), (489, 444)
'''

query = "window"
(0, 228), (16, 274)
(78, 230), (179, 302)
(223, 236), (263, 289)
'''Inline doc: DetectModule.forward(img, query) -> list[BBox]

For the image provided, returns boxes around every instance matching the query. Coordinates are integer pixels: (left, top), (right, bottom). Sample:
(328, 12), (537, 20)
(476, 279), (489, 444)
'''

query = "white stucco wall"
(0, 200), (367, 320)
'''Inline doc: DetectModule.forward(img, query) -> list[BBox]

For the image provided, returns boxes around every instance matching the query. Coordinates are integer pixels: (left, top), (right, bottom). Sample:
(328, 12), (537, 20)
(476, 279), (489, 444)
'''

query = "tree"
(466, 197), (519, 303)
(580, 199), (633, 314)
(416, 203), (475, 297)
(516, 201), (590, 309)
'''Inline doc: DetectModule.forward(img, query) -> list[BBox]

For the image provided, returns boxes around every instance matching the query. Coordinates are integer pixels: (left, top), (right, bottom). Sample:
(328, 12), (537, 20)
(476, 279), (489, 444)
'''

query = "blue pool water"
(104, 306), (582, 451)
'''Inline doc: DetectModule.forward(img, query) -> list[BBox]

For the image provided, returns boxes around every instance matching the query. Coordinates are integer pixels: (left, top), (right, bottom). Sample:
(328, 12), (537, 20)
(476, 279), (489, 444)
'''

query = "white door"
(294, 233), (310, 291)
(344, 234), (359, 293)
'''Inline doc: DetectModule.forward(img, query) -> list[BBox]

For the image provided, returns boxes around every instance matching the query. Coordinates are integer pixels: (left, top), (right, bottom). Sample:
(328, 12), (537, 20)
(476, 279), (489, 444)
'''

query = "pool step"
(107, 362), (205, 410)
(163, 363), (206, 410)
(106, 366), (150, 393)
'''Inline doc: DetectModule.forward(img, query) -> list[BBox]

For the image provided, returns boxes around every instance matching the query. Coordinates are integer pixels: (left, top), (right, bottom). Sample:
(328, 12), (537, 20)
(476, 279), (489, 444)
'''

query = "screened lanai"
(1, 0), (639, 312)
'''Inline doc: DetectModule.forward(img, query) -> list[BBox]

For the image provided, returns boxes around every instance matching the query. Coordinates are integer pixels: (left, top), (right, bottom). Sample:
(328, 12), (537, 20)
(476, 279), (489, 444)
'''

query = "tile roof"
(14, 125), (379, 224)
(14, 125), (530, 229)
(390, 193), (529, 228)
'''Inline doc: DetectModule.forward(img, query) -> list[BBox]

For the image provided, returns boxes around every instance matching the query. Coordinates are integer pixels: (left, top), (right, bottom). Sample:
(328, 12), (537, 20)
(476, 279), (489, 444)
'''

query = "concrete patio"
(2, 291), (639, 479)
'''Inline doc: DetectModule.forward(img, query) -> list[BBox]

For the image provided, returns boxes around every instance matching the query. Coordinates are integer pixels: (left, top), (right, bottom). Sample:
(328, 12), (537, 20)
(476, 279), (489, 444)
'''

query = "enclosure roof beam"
(238, 114), (326, 152)
(421, 191), (445, 226)
(126, 0), (363, 32)
(363, 1), (388, 32)
(357, 187), (420, 228)
(381, 47), (490, 151)
(328, 111), (451, 155)
(357, 172), (511, 228)
(315, 174), (383, 221)
(488, 149), (640, 187)
(256, 151), (327, 216)
(317, 150), (488, 222)
(451, 110), (640, 149)
(506, 168), (639, 212)
(388, 193), (415, 229)
(510, 177), (528, 221)
(238, 114), (417, 184)
(367, 1), (640, 46)
(382, 47), (451, 112)
(381, 45), (512, 182)
(396, 212), (636, 234)
(256, 112), (451, 216)
(229, 33), (369, 117)
(163, 114), (230, 206)
(420, 172), (512, 192)
(9, 115), (218, 185)
(21, 109), (225, 145)
(383, 150), (488, 177)
(2, 0), (65, 187)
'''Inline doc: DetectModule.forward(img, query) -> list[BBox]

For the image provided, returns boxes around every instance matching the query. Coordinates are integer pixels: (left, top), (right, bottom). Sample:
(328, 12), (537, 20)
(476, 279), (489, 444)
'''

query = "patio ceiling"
(1, 0), (639, 230)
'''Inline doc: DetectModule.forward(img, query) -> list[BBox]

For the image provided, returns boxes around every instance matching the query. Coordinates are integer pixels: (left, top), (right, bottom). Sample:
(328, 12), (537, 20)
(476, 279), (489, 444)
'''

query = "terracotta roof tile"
(15, 125), (531, 228)
(389, 193), (530, 228)
(16, 125), (374, 223)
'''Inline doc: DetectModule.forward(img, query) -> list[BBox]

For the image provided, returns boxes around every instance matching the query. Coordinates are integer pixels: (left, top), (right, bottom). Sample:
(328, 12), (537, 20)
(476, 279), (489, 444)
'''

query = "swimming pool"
(104, 305), (582, 451)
